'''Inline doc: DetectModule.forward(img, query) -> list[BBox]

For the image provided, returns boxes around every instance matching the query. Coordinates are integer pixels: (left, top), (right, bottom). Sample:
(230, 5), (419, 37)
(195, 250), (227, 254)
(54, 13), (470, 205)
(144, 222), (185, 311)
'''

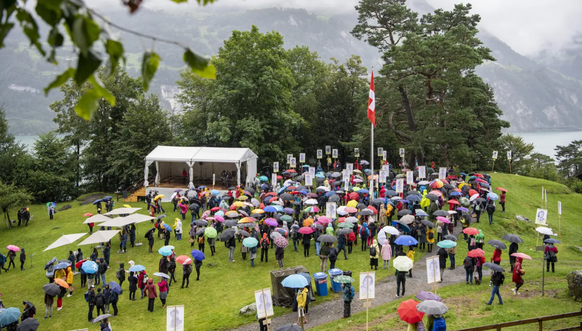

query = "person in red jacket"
(491, 248), (502, 265)
(512, 257), (525, 295)
(144, 279), (157, 312)
(500, 192), (506, 213)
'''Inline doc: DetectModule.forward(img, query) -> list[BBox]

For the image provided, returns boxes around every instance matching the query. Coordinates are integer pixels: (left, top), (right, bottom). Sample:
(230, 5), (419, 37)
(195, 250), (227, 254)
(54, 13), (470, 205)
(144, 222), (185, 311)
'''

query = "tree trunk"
(76, 142), (80, 188)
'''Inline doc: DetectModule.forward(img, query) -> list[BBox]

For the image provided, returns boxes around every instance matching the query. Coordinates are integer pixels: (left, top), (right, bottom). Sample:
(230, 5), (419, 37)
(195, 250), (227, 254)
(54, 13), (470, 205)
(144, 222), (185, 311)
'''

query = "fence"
(455, 307), (582, 331)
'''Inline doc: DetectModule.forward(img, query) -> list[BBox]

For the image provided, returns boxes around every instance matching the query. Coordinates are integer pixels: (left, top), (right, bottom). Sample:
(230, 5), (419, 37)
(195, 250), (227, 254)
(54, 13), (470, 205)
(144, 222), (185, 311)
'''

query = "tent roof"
(78, 230), (120, 246)
(83, 214), (112, 224)
(123, 214), (155, 224)
(98, 218), (133, 228)
(44, 233), (87, 251)
(104, 207), (141, 216)
(145, 146), (258, 164)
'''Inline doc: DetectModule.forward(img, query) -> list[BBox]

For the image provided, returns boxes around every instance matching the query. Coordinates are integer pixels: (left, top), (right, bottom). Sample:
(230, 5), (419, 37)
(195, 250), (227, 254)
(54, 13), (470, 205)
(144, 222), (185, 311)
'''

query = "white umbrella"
(316, 186), (330, 192)
(44, 233), (87, 251)
(78, 230), (120, 246)
(378, 226), (399, 244)
(304, 199), (318, 205)
(83, 214), (112, 224)
(447, 210), (457, 215)
(99, 218), (134, 228)
(536, 227), (553, 235)
(470, 194), (480, 201)
(400, 215), (415, 225)
(104, 207), (141, 216)
(337, 206), (348, 216)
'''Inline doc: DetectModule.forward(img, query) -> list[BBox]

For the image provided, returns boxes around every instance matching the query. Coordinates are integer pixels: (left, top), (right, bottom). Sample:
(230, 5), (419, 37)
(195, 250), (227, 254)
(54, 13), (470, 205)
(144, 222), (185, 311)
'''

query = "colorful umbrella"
(487, 193), (499, 201)
(81, 261), (98, 274)
(511, 253), (532, 260)
(281, 215), (293, 223)
(54, 278), (69, 288)
(204, 227), (217, 238)
(496, 187), (507, 193)
(176, 255), (192, 265)
(6, 245), (19, 252)
(436, 240), (457, 249)
(0, 307), (21, 327)
(274, 237), (289, 248)
(394, 235), (418, 246)
(436, 216), (451, 224)
(128, 265), (146, 272)
(281, 274), (309, 289)
(298, 227), (314, 235)
(108, 281), (123, 295)
(158, 246), (173, 256)
(264, 218), (278, 227)
(398, 299), (424, 324)
(333, 275), (355, 284)
(462, 227), (479, 235)
(242, 237), (259, 248)
(302, 218), (314, 227)
(83, 213), (93, 217)
(304, 206), (320, 213)
(467, 248), (485, 258)
(416, 291), (442, 302)
(191, 249), (205, 261)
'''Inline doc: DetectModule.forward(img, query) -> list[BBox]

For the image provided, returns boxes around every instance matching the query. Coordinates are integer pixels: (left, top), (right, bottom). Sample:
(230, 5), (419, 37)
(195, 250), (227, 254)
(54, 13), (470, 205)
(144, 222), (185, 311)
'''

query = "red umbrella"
(467, 248), (485, 258)
(75, 259), (87, 269)
(298, 227), (314, 235)
(349, 192), (360, 201)
(462, 227), (479, 235)
(284, 169), (297, 173)
(266, 192), (277, 197)
(441, 179), (449, 184)
(468, 189), (479, 197)
(317, 216), (332, 224)
(210, 207), (221, 212)
(429, 190), (443, 197)
(475, 178), (487, 184)
(397, 299), (424, 324)
(474, 173), (484, 178)
(511, 253), (532, 260)
(447, 200), (459, 205)
(446, 175), (457, 180)
(453, 188), (462, 193)
(367, 206), (378, 215)
(496, 187), (507, 193)
(276, 175), (283, 180)
(83, 213), (93, 217)
(176, 255), (192, 265)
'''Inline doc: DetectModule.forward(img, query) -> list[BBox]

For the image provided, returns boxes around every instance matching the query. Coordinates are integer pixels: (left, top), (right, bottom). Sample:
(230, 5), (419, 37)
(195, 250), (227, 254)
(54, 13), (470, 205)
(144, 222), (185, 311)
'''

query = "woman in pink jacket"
(381, 239), (392, 269)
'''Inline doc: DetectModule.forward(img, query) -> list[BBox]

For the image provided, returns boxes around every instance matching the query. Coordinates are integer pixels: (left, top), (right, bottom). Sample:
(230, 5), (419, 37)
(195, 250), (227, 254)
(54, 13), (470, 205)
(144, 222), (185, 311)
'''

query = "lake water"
(16, 131), (582, 158)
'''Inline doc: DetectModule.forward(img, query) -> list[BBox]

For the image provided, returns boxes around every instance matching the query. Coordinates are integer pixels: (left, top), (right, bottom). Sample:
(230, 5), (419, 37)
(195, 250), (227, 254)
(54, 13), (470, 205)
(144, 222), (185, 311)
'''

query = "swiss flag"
(368, 71), (375, 126)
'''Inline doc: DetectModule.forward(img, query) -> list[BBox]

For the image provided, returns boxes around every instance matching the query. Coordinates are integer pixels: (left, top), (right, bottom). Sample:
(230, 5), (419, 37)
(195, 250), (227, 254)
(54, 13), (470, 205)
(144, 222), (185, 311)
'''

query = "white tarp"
(98, 218), (134, 228)
(104, 208), (141, 216)
(123, 213), (155, 224)
(83, 214), (112, 224)
(78, 230), (120, 246)
(44, 233), (87, 251)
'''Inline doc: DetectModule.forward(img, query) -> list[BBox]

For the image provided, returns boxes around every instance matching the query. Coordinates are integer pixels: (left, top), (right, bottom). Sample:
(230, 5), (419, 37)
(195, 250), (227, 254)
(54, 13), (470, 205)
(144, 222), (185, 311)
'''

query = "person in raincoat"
(369, 239), (379, 270)
(47, 203), (56, 220)
(475, 230), (485, 249)
(428, 200), (439, 221)
(512, 257), (525, 295)
(144, 278), (157, 312)
(275, 243), (285, 268)
(418, 224), (427, 252)
(128, 271), (138, 300)
(337, 233), (348, 260)
(426, 227), (435, 253)
(406, 247), (415, 277)
(19, 248), (26, 270)
(381, 239), (392, 269)
(486, 198), (496, 225)
(260, 233), (269, 263)
(360, 222), (370, 251)
(432, 314), (447, 331)
(342, 282), (355, 318)
(66, 266), (74, 297)
(158, 277), (168, 308)
(386, 203), (395, 222)
(296, 287), (308, 325)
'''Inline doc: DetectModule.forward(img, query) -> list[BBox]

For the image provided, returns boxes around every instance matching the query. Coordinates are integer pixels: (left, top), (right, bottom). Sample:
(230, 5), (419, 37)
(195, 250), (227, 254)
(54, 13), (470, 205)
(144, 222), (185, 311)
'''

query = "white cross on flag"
(368, 71), (375, 127)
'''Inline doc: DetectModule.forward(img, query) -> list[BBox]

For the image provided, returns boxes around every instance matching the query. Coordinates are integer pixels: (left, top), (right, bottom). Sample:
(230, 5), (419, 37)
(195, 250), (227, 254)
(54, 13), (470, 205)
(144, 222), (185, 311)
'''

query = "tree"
(523, 153), (561, 182)
(352, 0), (507, 168)
(1, 0), (216, 120)
(0, 181), (31, 229)
(0, 106), (32, 188)
(107, 94), (171, 189)
(555, 140), (582, 177)
(497, 133), (534, 174)
(26, 132), (76, 203)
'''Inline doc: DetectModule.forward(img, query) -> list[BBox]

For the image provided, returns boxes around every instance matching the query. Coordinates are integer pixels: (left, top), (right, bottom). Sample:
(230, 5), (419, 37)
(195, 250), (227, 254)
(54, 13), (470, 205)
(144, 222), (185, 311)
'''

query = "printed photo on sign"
(309, 167), (316, 177)
(346, 163), (353, 173)
(326, 202), (337, 219)
(299, 153), (305, 163)
(304, 174), (312, 186)
(273, 162), (279, 173)
(382, 164), (389, 172)
(507, 151), (512, 160)
(426, 256), (441, 284)
(492, 151), (498, 159)
(287, 154), (293, 163)
(379, 170), (387, 183)
(290, 158), (297, 168)
(254, 289), (274, 319)
(535, 208), (548, 225)
(166, 305), (185, 331)
(418, 166), (426, 179)
(317, 149), (323, 159)
(354, 148), (360, 158)
(439, 167), (447, 179)
(395, 179), (404, 193)
(326, 146), (331, 154)
(383, 150), (387, 160)
(377, 147), (383, 156)
(558, 201), (562, 215)
(332, 149), (338, 158)
(406, 170), (413, 184)
(399, 148), (405, 157)
(359, 272), (375, 300)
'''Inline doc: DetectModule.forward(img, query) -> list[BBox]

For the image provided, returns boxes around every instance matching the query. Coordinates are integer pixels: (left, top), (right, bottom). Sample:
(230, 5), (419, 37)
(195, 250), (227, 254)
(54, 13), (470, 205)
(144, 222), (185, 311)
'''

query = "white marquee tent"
(144, 146), (258, 188)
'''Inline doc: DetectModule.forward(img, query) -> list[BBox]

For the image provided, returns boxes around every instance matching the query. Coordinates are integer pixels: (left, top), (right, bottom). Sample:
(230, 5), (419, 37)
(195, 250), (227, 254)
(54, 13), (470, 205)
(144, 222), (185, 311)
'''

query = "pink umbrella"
(214, 215), (225, 222)
(511, 253), (532, 260)
(345, 207), (358, 213)
(299, 227), (315, 235)
(274, 237), (289, 248)
(317, 216), (332, 224)
(429, 190), (443, 197)
(264, 218), (278, 227)
(6, 245), (20, 252)
(436, 216), (450, 224)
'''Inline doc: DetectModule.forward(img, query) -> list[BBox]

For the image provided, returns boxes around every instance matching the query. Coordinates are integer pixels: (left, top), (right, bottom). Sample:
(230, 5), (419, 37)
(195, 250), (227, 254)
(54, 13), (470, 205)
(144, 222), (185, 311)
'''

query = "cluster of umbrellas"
(92, 196), (113, 205)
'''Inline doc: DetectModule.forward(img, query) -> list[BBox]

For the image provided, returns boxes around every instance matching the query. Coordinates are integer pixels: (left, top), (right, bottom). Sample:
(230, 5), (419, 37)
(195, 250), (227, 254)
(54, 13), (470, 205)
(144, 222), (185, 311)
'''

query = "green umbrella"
(204, 227), (217, 239)
(393, 256), (413, 272)
(281, 215), (293, 223)
(459, 197), (470, 207)
(242, 237), (259, 248)
(437, 240), (457, 249)
(338, 222), (353, 228)
(334, 275), (355, 284)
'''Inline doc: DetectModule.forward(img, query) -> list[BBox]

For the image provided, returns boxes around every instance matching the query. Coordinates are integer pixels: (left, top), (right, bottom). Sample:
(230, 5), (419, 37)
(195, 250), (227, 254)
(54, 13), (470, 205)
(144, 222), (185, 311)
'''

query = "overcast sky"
(96, 0), (582, 56)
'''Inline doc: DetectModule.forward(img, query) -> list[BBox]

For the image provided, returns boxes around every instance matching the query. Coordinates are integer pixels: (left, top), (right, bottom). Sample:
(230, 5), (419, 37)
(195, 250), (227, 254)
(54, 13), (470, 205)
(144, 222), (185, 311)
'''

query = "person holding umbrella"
(487, 269), (505, 305)
(508, 241), (519, 272)
(181, 261), (192, 288)
(21, 301), (35, 321)
(86, 285), (96, 322)
(158, 276), (168, 308)
(544, 242), (558, 273)
(275, 241), (285, 268)
(7, 249), (16, 270)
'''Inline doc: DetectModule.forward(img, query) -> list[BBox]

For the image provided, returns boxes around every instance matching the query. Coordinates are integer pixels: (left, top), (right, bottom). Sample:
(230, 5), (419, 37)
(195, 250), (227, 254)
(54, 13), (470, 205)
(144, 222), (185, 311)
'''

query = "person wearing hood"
(319, 242), (330, 272)
(437, 246), (448, 281)
(508, 242), (519, 272)
(475, 230), (485, 249)
(19, 248), (26, 271)
(175, 218), (183, 241)
(117, 262), (126, 288)
(381, 239), (392, 269)
(406, 247), (415, 277)
(360, 222), (370, 251)
(302, 230), (311, 258)
(68, 251), (76, 272)
(512, 257), (525, 295)
(337, 233), (348, 260)
(158, 256), (169, 274)
(21, 301), (34, 321)
(544, 243), (558, 273)
(128, 271), (138, 300)
(66, 266), (74, 297)
(296, 287), (308, 325)
(342, 281), (355, 318)
(275, 243), (285, 268)
(291, 221), (300, 252)
(260, 233), (270, 263)
(369, 239), (379, 270)
(144, 279), (157, 312)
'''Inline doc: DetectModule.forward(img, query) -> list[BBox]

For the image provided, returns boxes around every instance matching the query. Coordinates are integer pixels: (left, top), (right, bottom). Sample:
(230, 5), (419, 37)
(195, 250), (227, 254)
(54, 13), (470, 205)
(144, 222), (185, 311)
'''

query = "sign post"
(558, 201), (562, 237)
(255, 288), (274, 331)
(426, 256), (441, 294)
(492, 151), (498, 171)
(399, 148), (405, 167)
(166, 305), (185, 331)
(507, 151), (512, 173)
(360, 272), (375, 331)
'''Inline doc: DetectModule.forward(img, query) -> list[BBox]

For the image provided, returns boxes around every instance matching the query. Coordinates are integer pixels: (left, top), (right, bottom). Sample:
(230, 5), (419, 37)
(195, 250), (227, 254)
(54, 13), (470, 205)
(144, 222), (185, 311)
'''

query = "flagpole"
(370, 122), (374, 199)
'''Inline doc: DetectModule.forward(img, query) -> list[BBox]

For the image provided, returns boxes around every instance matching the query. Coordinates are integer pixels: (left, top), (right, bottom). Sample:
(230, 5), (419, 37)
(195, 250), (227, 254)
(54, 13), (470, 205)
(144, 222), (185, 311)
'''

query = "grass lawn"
(0, 172), (580, 330)
(312, 172), (582, 330)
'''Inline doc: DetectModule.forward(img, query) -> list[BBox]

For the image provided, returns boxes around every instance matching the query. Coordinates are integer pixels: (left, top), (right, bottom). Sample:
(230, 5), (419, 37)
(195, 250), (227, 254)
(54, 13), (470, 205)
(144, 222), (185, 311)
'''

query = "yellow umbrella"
(232, 201), (245, 208)
(225, 211), (239, 218)
(347, 200), (358, 208)
(252, 209), (265, 214)
(123, 204), (131, 208)
(154, 194), (165, 201)
(238, 217), (257, 224)
(238, 195), (248, 201)
(458, 183), (468, 189)
(303, 218), (314, 227)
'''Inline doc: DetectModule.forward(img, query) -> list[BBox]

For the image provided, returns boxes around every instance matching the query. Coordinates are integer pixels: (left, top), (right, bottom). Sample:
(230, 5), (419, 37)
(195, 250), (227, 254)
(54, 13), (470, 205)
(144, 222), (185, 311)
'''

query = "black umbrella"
(277, 324), (303, 331)
(156, 214), (167, 219)
(425, 194), (438, 201)
(16, 317), (39, 331)
(228, 186), (237, 190)
(443, 234), (457, 241)
(337, 228), (353, 236)
(42, 283), (59, 297)
(483, 262), (505, 273)
(23, 301), (36, 315)
(421, 220), (434, 228)
(195, 228), (206, 236)
(544, 238), (561, 244)
(250, 213), (263, 219)
(195, 220), (208, 227)
(356, 203), (367, 210)
(238, 223), (255, 228)
(224, 220), (238, 227)
(397, 209), (412, 217)
(407, 190), (421, 196)
(280, 193), (293, 201)
(57, 259), (72, 266)
(144, 228), (156, 238)
(386, 190), (397, 197)
(189, 203), (200, 211)
(359, 209), (374, 216)
(328, 194), (340, 203)
(220, 228), (236, 242)
(433, 210), (448, 217)
(475, 198), (486, 203)
(246, 188), (255, 195)
(44, 257), (57, 270)
(238, 230), (250, 237)
(502, 234), (523, 243)
(92, 314), (114, 324)
(312, 223), (324, 230)
(317, 234), (337, 243)
(488, 239), (507, 249)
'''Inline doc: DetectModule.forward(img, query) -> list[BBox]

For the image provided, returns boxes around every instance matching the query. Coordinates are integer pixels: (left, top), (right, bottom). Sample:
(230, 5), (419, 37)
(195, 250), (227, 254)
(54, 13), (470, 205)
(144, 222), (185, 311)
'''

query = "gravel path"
(230, 251), (468, 331)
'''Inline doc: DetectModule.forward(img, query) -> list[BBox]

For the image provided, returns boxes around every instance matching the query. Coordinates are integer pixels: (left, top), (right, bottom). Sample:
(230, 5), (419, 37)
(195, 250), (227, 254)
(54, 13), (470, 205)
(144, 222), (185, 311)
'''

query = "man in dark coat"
(158, 256), (168, 274)
(437, 247), (448, 281)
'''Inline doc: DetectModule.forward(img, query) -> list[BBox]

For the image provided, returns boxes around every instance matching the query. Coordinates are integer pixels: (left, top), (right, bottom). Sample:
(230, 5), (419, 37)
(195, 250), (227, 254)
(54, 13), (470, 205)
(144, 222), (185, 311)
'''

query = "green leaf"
(74, 88), (100, 120)
(47, 27), (64, 47)
(40, 0), (64, 10)
(0, 23), (15, 48)
(88, 75), (116, 106)
(183, 49), (216, 79)
(44, 68), (75, 95)
(72, 15), (100, 56)
(74, 48), (101, 86)
(141, 51), (160, 91)
(104, 39), (124, 77)
(35, 1), (62, 26)
(16, 8), (45, 56)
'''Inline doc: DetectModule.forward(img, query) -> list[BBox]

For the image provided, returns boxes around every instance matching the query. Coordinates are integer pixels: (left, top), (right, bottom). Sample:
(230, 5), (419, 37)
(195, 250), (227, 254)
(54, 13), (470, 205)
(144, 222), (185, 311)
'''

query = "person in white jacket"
(176, 219), (183, 241)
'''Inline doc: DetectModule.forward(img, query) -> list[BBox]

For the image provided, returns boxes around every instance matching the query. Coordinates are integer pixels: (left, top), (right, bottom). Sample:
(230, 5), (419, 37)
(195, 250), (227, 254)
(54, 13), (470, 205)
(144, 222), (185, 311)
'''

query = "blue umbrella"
(264, 206), (277, 213)
(416, 210), (429, 217)
(299, 190), (309, 195)
(102, 196), (113, 201)
(243, 237), (259, 248)
(394, 235), (418, 246)
(162, 223), (172, 231)
(93, 199), (102, 205)
(81, 261), (98, 274)
(315, 173), (325, 179)
(197, 186), (207, 189)
(129, 265), (146, 272)
(108, 281), (123, 295)
(191, 249), (205, 261)
(211, 190), (220, 196)
(324, 191), (335, 197)
(437, 240), (457, 248)
(302, 164), (310, 168)
(270, 204), (283, 212)
(54, 262), (70, 270)
(281, 274), (309, 288)
(449, 191), (462, 197)
(359, 189), (369, 194)
(487, 193), (499, 200)
(158, 246), (173, 256)
(299, 272), (311, 282)
(259, 176), (269, 182)
(0, 307), (21, 327)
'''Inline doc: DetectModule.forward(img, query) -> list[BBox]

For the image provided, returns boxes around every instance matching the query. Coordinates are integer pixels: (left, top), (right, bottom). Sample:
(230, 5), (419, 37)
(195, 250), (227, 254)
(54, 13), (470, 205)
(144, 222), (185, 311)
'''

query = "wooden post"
(366, 276), (370, 331)
(558, 214), (561, 237)
(541, 253), (545, 297)
(491, 159), (495, 172)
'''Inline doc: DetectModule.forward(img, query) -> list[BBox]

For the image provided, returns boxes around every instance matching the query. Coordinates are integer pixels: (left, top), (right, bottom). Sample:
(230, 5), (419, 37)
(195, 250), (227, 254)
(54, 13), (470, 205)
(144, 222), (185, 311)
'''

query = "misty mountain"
(1, 3), (582, 134)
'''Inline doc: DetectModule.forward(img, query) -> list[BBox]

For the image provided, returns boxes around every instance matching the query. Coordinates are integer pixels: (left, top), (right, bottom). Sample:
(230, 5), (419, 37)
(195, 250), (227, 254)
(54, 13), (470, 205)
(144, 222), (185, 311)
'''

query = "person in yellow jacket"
(406, 247), (415, 278)
(420, 190), (430, 210)
(426, 227), (435, 253)
(369, 239), (380, 270)
(385, 203), (394, 222)
(296, 287), (308, 325)
(66, 266), (74, 297)
(54, 267), (66, 280)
